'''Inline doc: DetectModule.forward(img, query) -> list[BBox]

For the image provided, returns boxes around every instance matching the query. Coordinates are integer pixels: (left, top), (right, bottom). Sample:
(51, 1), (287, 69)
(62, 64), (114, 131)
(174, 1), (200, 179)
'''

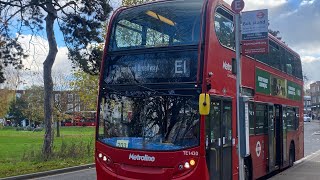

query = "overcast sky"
(4, 0), (319, 89)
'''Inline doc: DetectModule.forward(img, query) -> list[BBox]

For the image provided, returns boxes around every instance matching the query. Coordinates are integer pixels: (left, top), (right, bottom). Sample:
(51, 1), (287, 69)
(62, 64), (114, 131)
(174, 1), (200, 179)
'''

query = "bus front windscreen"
(105, 0), (204, 85)
(108, 0), (204, 51)
(98, 92), (200, 151)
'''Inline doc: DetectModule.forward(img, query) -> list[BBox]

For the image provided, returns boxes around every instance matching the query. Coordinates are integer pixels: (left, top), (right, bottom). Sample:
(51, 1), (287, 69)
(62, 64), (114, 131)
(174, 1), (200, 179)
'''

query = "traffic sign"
(242, 9), (268, 40)
(231, 0), (245, 13)
(241, 9), (269, 55)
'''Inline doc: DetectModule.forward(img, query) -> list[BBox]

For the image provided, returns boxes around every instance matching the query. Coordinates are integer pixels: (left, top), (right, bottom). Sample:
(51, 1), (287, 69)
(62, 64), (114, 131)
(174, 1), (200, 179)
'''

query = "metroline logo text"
(129, 153), (155, 162)
(223, 61), (232, 72)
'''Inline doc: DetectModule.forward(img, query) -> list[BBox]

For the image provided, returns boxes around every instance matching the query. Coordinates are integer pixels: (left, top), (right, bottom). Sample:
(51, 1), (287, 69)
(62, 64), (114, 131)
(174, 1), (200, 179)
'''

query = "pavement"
(270, 120), (320, 180)
(270, 149), (320, 180)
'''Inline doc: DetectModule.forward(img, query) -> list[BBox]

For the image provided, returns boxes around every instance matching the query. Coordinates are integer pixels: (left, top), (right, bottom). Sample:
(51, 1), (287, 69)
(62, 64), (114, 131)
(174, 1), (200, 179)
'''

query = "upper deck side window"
(214, 8), (235, 50)
(253, 39), (303, 79)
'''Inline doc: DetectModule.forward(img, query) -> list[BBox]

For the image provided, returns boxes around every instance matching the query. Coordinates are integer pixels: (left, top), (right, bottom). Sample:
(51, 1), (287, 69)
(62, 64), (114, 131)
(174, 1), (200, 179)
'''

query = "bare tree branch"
(56, 1), (77, 11)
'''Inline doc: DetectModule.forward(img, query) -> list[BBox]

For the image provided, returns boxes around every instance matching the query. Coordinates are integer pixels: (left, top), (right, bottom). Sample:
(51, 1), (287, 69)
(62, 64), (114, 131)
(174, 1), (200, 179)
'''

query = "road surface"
(33, 168), (96, 180)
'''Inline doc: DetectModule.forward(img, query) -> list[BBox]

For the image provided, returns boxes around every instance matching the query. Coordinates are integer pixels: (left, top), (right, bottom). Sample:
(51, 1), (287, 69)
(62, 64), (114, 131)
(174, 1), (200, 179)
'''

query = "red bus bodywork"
(96, 0), (304, 179)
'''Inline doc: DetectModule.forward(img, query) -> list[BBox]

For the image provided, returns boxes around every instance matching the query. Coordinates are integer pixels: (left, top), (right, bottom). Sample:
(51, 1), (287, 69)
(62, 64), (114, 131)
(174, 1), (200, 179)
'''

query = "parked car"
(304, 114), (311, 122)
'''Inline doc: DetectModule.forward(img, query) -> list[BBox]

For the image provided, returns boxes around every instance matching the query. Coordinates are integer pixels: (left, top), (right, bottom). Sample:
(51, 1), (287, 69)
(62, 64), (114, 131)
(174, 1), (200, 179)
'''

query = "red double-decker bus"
(74, 111), (96, 126)
(96, 0), (304, 179)
(62, 111), (96, 126)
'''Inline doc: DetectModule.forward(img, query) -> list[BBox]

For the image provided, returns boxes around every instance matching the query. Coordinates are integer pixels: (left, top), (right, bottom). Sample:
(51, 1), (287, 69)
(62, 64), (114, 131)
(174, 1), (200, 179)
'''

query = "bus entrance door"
(206, 99), (232, 180)
(267, 105), (276, 172)
(274, 105), (283, 169)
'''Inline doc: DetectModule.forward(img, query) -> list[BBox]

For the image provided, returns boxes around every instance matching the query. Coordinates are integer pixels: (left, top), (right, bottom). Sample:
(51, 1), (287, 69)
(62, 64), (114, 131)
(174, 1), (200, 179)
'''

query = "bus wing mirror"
(199, 93), (210, 115)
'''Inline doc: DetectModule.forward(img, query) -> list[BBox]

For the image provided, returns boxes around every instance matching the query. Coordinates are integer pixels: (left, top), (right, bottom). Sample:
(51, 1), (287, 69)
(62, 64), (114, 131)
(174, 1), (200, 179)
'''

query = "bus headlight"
(184, 162), (190, 169)
(173, 159), (198, 178)
(97, 152), (115, 172)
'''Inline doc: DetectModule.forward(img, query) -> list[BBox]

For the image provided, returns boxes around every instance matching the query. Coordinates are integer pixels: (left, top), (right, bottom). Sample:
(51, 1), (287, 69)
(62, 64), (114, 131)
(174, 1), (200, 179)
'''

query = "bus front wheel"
(244, 156), (252, 180)
(289, 143), (295, 167)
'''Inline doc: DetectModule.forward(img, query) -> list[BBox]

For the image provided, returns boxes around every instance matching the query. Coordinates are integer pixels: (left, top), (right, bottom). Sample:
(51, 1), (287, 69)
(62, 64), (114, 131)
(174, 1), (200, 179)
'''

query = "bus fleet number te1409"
(183, 151), (199, 156)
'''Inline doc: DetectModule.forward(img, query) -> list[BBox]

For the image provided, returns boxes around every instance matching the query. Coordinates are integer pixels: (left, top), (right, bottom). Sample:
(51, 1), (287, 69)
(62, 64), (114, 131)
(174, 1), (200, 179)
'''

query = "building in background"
(310, 81), (320, 119)
(304, 96), (311, 116)
(10, 90), (95, 126)
(54, 91), (83, 113)
(53, 91), (96, 126)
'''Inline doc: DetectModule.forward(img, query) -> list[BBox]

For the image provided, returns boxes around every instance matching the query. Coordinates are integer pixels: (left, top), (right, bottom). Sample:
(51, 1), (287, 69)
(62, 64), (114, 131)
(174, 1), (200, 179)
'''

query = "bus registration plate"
(116, 140), (129, 148)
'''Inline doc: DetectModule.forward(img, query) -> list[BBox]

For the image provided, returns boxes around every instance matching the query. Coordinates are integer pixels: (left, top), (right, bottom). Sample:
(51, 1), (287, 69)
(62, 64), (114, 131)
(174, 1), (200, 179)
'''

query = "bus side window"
(285, 51), (294, 76)
(295, 108), (299, 130)
(269, 40), (281, 70)
(293, 57), (303, 79)
(286, 107), (295, 131)
(249, 102), (255, 135)
(214, 8), (235, 50)
(255, 104), (267, 135)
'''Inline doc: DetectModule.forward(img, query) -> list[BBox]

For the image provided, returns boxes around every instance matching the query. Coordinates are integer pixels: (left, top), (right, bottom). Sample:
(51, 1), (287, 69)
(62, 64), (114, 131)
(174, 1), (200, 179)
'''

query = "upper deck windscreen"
(108, 0), (204, 51)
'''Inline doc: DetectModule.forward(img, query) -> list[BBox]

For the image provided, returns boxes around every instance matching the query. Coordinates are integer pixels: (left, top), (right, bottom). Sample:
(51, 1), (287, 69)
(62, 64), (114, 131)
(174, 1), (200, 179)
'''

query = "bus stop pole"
(235, 13), (245, 180)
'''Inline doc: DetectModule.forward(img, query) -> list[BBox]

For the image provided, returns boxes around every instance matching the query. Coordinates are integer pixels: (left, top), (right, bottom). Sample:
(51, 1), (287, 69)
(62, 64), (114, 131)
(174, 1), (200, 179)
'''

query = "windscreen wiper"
(134, 83), (192, 97)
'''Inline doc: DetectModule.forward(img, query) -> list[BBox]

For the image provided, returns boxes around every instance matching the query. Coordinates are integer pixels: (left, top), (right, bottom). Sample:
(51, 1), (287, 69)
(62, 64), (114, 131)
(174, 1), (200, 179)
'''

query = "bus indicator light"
(98, 153), (103, 158)
(190, 159), (196, 166)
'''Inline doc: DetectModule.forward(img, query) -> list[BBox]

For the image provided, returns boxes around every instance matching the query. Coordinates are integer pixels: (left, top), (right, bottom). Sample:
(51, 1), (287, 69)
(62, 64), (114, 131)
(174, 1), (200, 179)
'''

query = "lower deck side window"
(255, 104), (268, 134)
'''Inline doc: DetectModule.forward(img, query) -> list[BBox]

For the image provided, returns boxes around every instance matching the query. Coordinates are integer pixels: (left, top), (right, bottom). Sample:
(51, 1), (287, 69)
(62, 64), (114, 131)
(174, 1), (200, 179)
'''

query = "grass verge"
(0, 126), (95, 178)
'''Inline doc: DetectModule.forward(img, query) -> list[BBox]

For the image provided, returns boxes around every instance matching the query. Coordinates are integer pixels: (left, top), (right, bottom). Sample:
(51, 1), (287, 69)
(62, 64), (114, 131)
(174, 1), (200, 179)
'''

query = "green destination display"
(287, 80), (302, 101)
(255, 68), (302, 101)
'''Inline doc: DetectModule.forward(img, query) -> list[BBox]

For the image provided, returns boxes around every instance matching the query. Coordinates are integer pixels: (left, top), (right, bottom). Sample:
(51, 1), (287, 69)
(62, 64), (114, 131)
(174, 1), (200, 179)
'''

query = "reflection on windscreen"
(98, 92), (200, 151)
(109, 0), (204, 51)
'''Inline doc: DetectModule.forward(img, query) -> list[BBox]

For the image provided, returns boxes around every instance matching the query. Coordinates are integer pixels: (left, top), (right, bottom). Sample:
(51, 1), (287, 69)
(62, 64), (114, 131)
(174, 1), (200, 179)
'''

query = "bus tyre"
(244, 164), (249, 180)
(244, 157), (252, 180)
(289, 145), (295, 167)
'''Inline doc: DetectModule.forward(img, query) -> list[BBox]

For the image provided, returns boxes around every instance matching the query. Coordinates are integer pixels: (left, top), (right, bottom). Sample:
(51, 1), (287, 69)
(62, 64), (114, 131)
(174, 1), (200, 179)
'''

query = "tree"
(268, 29), (282, 40)
(0, 89), (15, 118)
(70, 70), (98, 111)
(23, 86), (45, 123)
(268, 29), (286, 44)
(0, 30), (26, 83)
(7, 97), (27, 125)
(0, 0), (112, 158)
(52, 71), (73, 137)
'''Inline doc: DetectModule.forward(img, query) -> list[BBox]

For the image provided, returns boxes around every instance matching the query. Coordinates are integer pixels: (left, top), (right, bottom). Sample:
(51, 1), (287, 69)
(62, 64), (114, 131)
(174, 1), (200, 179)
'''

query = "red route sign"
(231, 0), (245, 13)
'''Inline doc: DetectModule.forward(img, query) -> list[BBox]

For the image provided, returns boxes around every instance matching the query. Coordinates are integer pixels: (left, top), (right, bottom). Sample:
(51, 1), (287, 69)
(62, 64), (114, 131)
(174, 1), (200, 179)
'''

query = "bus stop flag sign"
(241, 9), (269, 55)
(231, 0), (245, 14)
